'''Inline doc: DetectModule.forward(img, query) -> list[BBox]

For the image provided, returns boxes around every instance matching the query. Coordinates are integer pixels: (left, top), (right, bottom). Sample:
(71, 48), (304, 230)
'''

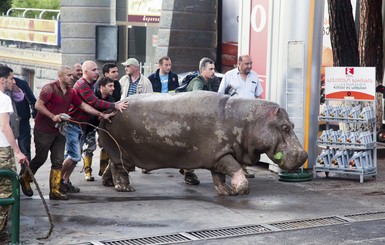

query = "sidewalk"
(14, 145), (385, 244)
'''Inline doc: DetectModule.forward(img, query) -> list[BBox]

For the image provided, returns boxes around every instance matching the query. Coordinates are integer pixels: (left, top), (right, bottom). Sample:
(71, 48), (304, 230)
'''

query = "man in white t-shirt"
(218, 54), (263, 99)
(218, 55), (263, 178)
(0, 65), (28, 243)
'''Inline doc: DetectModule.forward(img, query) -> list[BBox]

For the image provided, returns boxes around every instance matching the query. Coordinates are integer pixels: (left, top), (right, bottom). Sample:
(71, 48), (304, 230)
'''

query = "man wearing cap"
(119, 58), (153, 99)
(100, 58), (153, 192)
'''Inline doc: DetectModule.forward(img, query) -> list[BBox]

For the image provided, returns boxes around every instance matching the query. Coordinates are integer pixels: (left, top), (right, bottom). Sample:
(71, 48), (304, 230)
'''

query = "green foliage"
(11, 0), (60, 19)
(0, 0), (12, 15)
(12, 0), (60, 10)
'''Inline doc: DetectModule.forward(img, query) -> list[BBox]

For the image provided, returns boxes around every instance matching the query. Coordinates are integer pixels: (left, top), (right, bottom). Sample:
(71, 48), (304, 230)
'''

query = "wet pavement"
(8, 145), (385, 244)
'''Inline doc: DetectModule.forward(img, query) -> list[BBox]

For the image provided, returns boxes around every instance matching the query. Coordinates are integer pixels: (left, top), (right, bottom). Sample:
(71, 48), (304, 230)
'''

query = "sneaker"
(62, 181), (80, 193)
(59, 179), (68, 193)
(67, 181), (80, 193)
(184, 172), (200, 185)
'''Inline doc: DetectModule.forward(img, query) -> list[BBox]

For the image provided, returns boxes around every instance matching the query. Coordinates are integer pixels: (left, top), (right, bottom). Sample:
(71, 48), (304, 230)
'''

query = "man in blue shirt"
(148, 56), (179, 93)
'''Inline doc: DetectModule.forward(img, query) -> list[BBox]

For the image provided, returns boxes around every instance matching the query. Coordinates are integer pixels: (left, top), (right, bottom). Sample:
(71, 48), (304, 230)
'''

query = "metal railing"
(5, 7), (60, 20)
(0, 169), (20, 244)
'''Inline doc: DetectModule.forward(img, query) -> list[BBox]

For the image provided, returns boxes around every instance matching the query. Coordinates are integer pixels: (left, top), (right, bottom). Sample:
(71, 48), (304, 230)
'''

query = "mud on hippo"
(98, 91), (308, 196)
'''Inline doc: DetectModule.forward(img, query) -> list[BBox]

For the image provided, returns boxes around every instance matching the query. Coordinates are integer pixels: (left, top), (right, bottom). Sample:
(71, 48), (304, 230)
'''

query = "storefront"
(116, 0), (161, 76)
(237, 0), (325, 170)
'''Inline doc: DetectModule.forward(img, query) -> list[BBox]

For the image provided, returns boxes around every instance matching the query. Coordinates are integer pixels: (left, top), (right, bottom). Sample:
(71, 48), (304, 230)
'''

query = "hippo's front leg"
(214, 154), (249, 195)
(211, 171), (236, 196)
(111, 161), (135, 192)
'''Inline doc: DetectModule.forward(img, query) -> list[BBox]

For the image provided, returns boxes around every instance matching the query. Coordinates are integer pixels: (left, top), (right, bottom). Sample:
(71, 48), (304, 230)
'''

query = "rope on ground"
(21, 117), (128, 240)
(24, 166), (54, 240)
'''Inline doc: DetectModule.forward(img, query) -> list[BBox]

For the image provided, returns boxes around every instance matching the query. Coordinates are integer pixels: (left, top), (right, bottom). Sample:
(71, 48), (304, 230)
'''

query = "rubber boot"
(99, 149), (109, 176)
(19, 169), (33, 197)
(84, 155), (94, 181)
(49, 169), (68, 200)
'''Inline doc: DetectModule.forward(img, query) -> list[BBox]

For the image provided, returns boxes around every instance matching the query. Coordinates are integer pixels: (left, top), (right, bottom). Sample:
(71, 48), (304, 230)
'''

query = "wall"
(60, 0), (114, 67)
(155, 0), (218, 73)
(0, 46), (61, 96)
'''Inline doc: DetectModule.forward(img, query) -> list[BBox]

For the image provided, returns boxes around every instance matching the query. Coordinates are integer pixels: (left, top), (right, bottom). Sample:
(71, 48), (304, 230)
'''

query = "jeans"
(64, 123), (85, 163)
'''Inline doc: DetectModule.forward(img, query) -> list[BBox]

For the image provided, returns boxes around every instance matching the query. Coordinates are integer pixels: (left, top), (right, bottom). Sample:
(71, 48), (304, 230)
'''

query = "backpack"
(175, 71), (199, 93)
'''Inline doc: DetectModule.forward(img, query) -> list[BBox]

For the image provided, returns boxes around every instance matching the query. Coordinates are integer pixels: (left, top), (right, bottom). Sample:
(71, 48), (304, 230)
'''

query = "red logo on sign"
(345, 67), (354, 76)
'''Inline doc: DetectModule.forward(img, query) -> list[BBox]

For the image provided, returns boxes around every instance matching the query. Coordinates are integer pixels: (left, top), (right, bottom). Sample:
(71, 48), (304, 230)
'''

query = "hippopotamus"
(98, 91), (308, 196)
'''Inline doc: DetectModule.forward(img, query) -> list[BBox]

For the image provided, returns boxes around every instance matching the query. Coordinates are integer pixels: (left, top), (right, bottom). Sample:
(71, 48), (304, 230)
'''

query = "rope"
(67, 118), (133, 181)
(23, 117), (130, 240)
(24, 166), (54, 240)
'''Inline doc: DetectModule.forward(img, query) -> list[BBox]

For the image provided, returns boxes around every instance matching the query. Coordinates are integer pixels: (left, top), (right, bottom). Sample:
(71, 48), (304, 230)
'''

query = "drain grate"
(344, 211), (385, 222)
(270, 216), (348, 230)
(187, 224), (271, 240)
(100, 233), (191, 245)
(77, 210), (385, 245)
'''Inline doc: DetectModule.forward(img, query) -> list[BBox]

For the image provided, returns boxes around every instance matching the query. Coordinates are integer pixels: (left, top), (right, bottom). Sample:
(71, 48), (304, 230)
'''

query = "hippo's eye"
(282, 125), (290, 132)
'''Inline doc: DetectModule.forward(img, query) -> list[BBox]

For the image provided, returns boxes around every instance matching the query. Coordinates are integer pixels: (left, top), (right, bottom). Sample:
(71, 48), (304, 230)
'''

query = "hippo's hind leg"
(111, 161), (135, 192)
(101, 161), (114, 187)
(211, 171), (236, 196)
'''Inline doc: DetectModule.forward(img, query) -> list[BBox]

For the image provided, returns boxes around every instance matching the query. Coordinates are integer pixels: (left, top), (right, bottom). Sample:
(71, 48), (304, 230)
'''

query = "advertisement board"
(325, 67), (376, 101)
(0, 17), (59, 46)
(127, 0), (162, 24)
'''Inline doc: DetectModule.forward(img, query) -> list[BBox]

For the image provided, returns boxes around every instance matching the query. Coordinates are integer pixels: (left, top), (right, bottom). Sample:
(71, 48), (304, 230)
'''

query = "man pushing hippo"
(98, 91), (308, 196)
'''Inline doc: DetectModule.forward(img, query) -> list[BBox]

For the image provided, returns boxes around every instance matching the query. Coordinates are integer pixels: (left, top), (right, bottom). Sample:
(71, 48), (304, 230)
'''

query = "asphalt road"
(10, 145), (385, 245)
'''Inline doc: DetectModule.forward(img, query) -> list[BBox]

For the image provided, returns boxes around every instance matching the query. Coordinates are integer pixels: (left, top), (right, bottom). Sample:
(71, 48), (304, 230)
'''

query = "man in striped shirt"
(119, 58), (153, 99)
(61, 61), (128, 193)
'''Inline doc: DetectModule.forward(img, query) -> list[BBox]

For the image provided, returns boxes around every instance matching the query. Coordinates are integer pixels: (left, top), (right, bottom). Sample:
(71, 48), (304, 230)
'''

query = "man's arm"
(35, 98), (62, 123)
(191, 78), (204, 91)
(0, 112), (28, 163)
(217, 75), (228, 94)
(76, 81), (115, 111)
(79, 102), (116, 122)
(254, 77), (264, 99)
(12, 84), (25, 102)
(19, 79), (37, 117)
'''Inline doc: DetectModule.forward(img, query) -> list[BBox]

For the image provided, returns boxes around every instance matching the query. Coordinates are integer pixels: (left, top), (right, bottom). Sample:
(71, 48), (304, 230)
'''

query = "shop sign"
(325, 67), (375, 101)
(128, 0), (162, 24)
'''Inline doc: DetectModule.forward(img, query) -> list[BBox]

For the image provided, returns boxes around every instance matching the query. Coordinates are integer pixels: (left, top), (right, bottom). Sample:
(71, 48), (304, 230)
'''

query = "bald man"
(19, 66), (116, 200)
(61, 61), (128, 193)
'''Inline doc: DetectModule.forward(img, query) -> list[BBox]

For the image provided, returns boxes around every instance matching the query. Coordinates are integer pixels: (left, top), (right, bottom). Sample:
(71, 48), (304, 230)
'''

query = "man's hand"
(52, 113), (71, 123)
(16, 152), (29, 166)
(114, 100), (128, 112)
(100, 111), (116, 123)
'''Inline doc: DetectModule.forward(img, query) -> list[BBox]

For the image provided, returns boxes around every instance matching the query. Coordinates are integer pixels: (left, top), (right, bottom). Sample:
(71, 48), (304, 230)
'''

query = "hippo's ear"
(267, 107), (280, 118)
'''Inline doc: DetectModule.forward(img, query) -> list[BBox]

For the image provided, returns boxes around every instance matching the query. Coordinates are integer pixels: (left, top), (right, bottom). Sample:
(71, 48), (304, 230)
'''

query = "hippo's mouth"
(273, 151), (285, 167)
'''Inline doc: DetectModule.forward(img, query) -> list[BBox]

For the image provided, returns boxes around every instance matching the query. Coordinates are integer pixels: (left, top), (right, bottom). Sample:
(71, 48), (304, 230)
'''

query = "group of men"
(0, 54), (262, 243)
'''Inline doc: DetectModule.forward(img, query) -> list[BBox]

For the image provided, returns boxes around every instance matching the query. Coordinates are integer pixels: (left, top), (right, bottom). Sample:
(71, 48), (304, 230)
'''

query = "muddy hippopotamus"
(99, 91), (308, 196)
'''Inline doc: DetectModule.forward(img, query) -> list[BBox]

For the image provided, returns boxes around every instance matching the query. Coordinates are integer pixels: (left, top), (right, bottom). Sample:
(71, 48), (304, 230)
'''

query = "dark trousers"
(18, 118), (31, 162)
(29, 129), (66, 173)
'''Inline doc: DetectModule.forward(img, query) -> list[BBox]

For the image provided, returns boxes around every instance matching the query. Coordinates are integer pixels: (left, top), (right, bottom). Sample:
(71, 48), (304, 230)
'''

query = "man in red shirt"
(19, 66), (115, 200)
(61, 61), (128, 193)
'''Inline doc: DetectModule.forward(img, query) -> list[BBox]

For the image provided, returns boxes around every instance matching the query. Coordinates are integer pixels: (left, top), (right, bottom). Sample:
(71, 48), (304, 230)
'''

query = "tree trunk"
(359, 0), (383, 130)
(328, 0), (359, 66)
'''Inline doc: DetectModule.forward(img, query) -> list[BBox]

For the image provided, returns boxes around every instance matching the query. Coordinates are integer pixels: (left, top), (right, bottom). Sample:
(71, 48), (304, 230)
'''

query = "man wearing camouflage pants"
(0, 65), (28, 244)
